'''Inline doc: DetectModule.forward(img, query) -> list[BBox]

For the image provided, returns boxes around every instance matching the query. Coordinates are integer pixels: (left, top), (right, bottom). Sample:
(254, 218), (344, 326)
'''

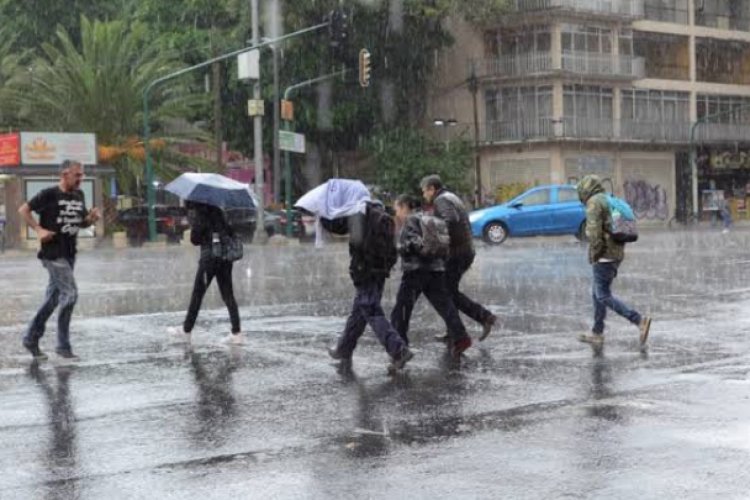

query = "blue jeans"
(592, 262), (641, 335)
(336, 279), (407, 359)
(25, 259), (78, 351)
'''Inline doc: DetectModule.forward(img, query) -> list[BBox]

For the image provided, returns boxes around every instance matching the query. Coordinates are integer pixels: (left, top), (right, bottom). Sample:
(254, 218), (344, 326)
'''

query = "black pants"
(184, 258), (240, 334)
(391, 270), (469, 344)
(445, 254), (493, 325)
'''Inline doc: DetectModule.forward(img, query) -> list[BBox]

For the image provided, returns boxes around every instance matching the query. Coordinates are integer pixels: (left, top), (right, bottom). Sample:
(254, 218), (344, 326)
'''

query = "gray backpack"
(418, 214), (450, 259)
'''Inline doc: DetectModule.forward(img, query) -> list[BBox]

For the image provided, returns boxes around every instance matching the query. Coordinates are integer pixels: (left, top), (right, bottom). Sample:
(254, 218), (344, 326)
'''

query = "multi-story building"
(429, 0), (750, 223)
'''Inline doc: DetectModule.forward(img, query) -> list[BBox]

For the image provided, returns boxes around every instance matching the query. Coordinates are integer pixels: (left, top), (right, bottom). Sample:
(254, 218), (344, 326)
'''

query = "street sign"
(281, 100), (294, 121)
(279, 131), (305, 154)
(247, 99), (265, 117)
(237, 50), (260, 80)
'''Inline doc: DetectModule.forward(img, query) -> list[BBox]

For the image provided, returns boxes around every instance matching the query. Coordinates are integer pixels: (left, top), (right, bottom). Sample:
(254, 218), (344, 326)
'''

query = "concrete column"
(550, 146), (565, 184)
(553, 81), (565, 137)
(613, 87), (622, 138)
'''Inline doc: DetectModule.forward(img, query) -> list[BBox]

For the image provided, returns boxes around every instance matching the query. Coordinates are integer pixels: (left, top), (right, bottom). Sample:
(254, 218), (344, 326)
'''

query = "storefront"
(0, 132), (112, 250)
(695, 147), (750, 221)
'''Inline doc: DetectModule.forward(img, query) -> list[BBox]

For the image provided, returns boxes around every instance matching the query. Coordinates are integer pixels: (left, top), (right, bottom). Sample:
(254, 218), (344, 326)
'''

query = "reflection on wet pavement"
(1, 231), (750, 498)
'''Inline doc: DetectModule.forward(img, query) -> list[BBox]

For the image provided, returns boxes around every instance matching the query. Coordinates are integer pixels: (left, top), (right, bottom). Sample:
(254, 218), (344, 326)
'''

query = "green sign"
(279, 131), (305, 154)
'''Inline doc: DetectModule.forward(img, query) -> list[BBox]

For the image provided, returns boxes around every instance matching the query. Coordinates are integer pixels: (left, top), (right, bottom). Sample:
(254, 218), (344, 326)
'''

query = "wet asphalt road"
(1, 231), (750, 499)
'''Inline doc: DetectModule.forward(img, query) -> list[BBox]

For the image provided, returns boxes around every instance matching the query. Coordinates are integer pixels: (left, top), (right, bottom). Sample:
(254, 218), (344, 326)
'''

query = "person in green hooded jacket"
(576, 175), (651, 349)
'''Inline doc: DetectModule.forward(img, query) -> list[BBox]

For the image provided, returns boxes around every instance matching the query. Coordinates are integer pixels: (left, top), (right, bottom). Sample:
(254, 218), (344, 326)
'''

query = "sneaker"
(450, 336), (473, 360)
(55, 349), (79, 361)
(23, 340), (48, 361)
(167, 326), (191, 343)
(388, 348), (414, 374)
(480, 315), (497, 342)
(221, 333), (246, 345)
(639, 317), (652, 345)
(578, 333), (604, 347)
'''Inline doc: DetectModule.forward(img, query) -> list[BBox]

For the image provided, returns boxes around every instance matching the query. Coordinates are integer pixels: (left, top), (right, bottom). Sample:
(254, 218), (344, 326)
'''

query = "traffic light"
(328, 9), (350, 54)
(359, 49), (371, 88)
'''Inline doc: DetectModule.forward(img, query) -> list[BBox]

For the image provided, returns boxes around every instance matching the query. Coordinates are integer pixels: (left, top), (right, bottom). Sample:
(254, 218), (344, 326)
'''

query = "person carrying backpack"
(576, 175), (651, 349)
(390, 195), (472, 359)
(326, 200), (414, 374)
(169, 201), (244, 345)
(420, 175), (497, 341)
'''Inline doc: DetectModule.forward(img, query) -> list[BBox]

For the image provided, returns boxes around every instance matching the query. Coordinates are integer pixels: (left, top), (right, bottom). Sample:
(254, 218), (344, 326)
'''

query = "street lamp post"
(142, 23), (329, 241)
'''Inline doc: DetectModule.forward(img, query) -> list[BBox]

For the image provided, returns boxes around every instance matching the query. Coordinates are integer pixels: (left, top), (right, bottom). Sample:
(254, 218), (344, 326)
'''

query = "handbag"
(211, 232), (244, 262)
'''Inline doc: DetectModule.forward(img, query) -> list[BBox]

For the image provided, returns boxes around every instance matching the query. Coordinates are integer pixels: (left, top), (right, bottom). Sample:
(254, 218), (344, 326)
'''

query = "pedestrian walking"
(576, 175), (652, 349)
(420, 175), (497, 341)
(303, 180), (412, 373)
(718, 197), (732, 233)
(390, 195), (472, 359)
(18, 160), (101, 360)
(170, 202), (244, 344)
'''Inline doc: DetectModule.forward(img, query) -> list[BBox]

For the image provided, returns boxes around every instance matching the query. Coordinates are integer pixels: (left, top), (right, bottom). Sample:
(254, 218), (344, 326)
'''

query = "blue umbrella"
(165, 173), (256, 209)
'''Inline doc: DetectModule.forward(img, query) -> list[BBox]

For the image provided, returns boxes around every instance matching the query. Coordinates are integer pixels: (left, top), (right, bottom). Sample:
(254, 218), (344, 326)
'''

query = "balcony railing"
(472, 52), (645, 80)
(512, 0), (645, 18)
(482, 118), (750, 144)
(561, 52), (645, 79)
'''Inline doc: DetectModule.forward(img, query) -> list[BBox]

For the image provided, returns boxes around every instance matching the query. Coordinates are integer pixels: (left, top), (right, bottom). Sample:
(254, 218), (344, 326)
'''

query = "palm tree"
(6, 17), (211, 194)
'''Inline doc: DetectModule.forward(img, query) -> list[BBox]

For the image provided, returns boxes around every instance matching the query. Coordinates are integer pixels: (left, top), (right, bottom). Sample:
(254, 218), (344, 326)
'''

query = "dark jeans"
(445, 253), (493, 325)
(592, 262), (641, 335)
(184, 258), (241, 334)
(25, 258), (78, 351)
(336, 278), (407, 359)
(391, 270), (469, 344)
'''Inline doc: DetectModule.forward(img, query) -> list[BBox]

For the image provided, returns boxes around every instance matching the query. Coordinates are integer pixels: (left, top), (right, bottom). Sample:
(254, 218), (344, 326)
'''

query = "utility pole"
(468, 70), (482, 208)
(271, 44), (281, 205)
(251, 0), (266, 243)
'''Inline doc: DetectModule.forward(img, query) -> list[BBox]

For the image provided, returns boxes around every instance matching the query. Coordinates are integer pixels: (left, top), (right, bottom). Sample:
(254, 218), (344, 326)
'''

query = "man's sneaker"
(55, 349), (79, 361)
(450, 336), (473, 360)
(480, 315), (498, 342)
(388, 348), (414, 374)
(23, 341), (48, 361)
(639, 317), (652, 345)
(221, 333), (246, 345)
(167, 327), (191, 344)
(578, 333), (604, 347)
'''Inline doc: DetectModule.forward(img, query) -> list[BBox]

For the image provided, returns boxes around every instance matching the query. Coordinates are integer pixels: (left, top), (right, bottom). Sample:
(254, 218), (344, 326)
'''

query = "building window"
(697, 94), (750, 124)
(561, 24), (613, 54)
(563, 85), (614, 137)
(621, 90), (690, 122)
(634, 31), (690, 80)
(485, 86), (553, 141)
(696, 38), (750, 85)
(644, 0), (689, 24)
(695, 0), (750, 32)
(490, 26), (552, 57)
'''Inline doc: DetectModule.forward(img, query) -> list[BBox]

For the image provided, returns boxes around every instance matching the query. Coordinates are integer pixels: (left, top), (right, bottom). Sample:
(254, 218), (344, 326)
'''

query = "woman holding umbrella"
(166, 173), (250, 344)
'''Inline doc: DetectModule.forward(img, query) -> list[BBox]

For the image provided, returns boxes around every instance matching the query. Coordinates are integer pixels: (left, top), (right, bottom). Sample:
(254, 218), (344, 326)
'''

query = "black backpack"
(363, 204), (398, 274)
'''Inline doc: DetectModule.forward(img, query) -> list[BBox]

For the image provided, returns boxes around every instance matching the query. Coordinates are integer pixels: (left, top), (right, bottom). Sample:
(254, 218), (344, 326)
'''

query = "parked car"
(277, 209), (316, 240)
(118, 205), (190, 245)
(469, 185), (587, 245)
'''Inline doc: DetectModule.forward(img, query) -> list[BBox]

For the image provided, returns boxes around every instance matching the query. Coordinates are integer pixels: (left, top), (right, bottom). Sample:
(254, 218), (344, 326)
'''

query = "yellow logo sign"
(24, 137), (57, 161)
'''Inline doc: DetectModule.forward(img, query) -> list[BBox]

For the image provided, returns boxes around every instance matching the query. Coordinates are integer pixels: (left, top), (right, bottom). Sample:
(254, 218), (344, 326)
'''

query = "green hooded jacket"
(577, 175), (625, 264)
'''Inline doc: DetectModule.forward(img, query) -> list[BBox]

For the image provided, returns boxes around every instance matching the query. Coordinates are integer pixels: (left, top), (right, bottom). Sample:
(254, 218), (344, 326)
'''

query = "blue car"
(469, 185), (587, 245)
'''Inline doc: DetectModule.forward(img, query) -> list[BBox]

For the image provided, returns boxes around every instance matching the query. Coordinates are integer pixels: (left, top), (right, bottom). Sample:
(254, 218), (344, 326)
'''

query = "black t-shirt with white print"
(28, 187), (89, 261)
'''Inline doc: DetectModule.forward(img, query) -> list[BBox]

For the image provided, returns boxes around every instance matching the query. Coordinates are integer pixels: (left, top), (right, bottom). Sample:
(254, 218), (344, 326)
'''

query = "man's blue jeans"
(592, 262), (641, 335)
(25, 258), (78, 351)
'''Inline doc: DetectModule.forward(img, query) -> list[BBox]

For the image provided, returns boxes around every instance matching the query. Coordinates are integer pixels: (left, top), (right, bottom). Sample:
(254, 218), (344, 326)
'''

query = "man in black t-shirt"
(18, 160), (100, 360)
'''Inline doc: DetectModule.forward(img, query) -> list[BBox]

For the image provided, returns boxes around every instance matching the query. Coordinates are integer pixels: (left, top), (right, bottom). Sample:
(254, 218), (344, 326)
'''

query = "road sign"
(279, 131), (305, 154)
(247, 99), (265, 117)
(238, 50), (260, 80)
(281, 100), (294, 121)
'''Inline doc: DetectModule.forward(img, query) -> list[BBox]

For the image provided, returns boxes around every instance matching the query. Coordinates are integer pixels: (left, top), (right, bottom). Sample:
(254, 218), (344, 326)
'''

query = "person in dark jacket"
(390, 195), (472, 359)
(327, 201), (414, 374)
(420, 175), (497, 341)
(169, 202), (243, 344)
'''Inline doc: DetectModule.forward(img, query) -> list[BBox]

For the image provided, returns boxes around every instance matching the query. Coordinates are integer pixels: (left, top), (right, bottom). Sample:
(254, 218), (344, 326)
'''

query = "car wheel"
(575, 222), (587, 242)
(483, 222), (508, 245)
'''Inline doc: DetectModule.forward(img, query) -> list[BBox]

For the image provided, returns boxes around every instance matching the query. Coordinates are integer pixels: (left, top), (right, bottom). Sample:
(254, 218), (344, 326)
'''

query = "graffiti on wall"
(623, 180), (668, 220)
